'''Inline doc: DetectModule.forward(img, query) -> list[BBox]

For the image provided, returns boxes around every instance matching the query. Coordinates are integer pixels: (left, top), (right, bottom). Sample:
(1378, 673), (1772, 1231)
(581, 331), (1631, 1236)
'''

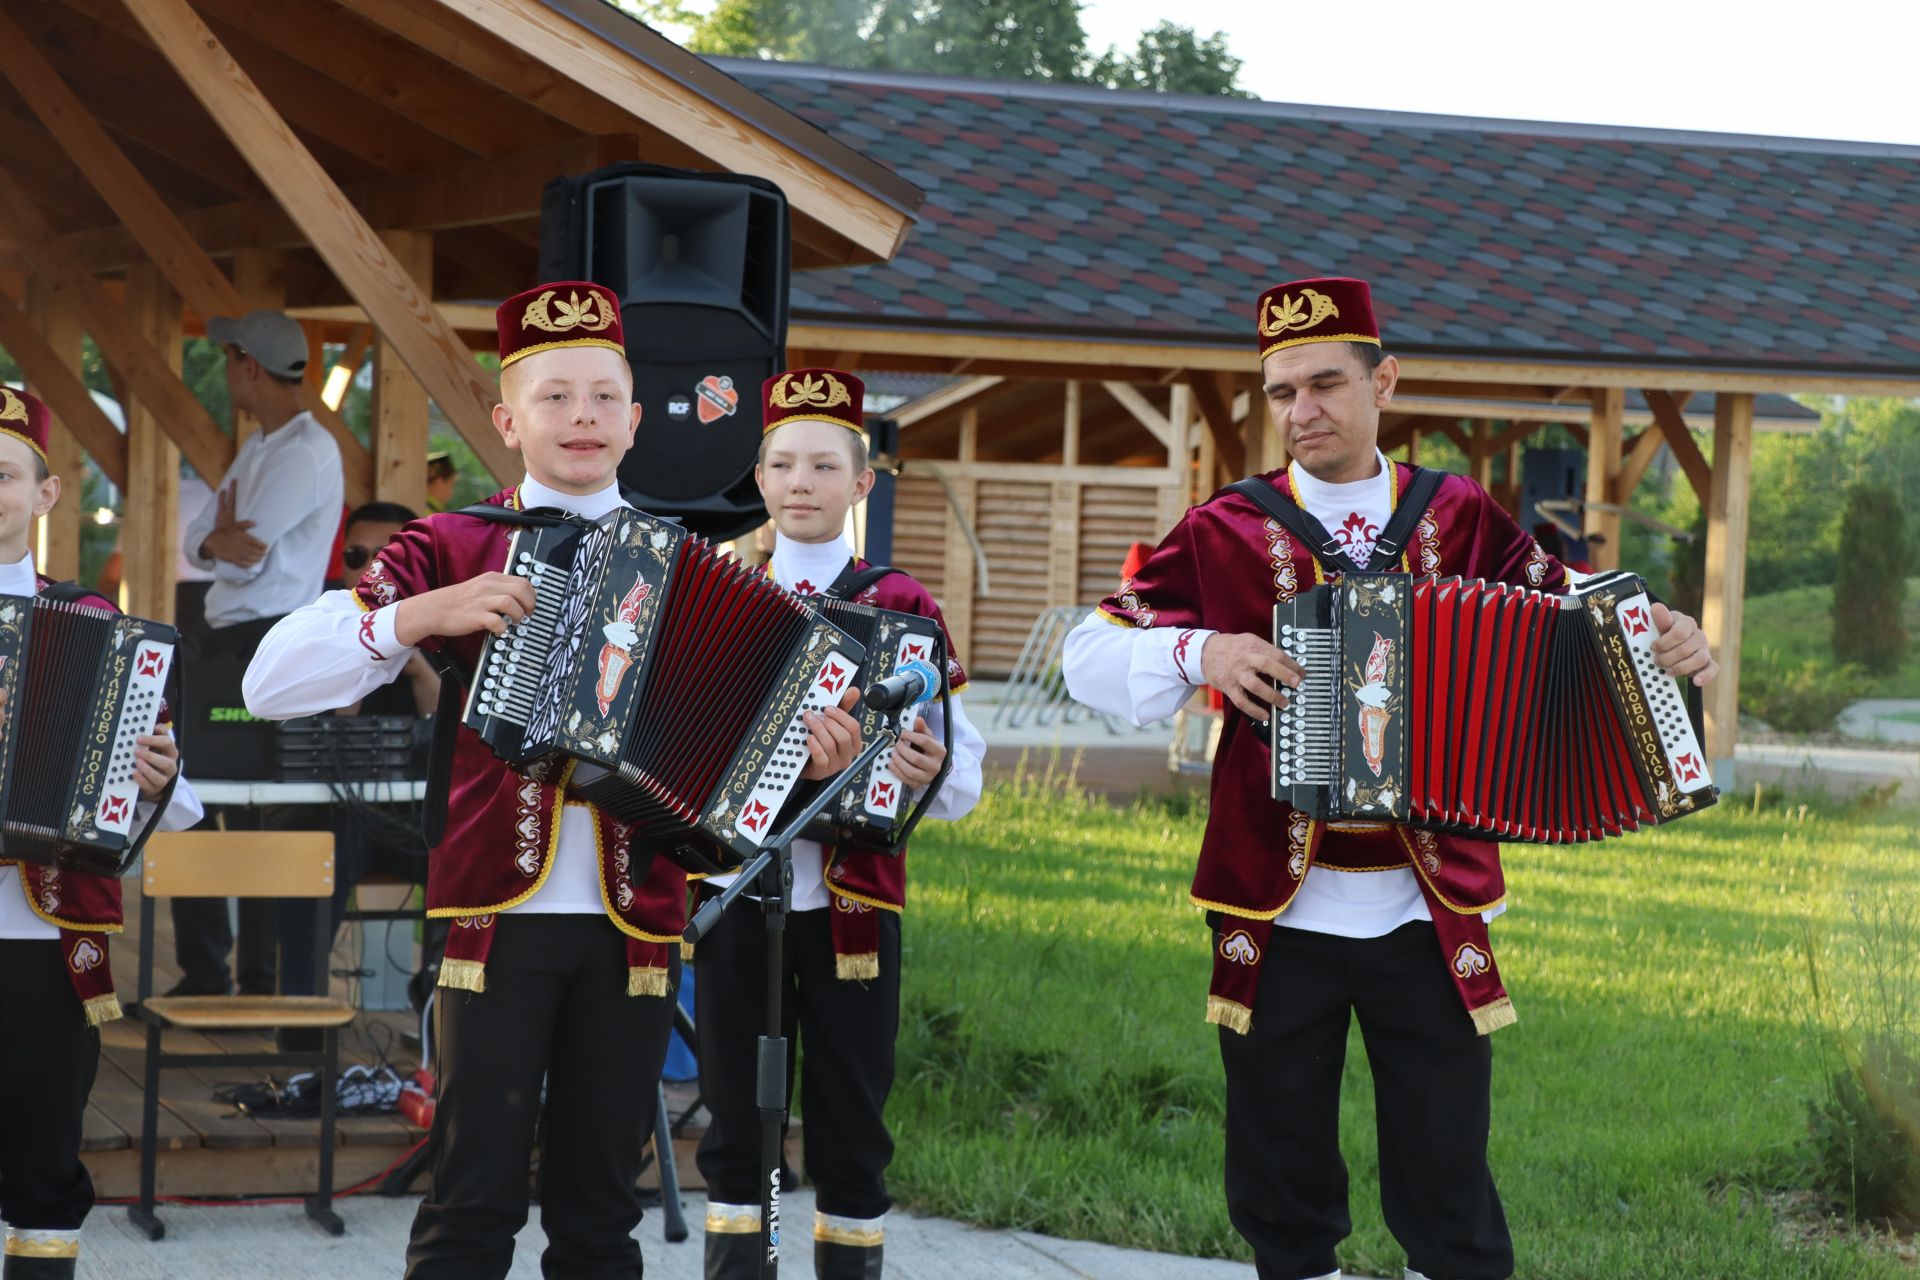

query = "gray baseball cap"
(207, 309), (309, 379)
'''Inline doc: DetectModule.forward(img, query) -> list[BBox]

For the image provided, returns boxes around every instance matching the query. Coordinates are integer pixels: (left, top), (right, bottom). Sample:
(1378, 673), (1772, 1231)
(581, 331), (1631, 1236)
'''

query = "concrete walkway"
(79, 1189), (1257, 1279)
(1838, 698), (1920, 744)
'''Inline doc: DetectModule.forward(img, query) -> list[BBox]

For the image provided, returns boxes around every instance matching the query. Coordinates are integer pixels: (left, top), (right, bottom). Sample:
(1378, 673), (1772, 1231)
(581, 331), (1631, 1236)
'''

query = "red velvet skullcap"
(1255, 277), (1380, 360)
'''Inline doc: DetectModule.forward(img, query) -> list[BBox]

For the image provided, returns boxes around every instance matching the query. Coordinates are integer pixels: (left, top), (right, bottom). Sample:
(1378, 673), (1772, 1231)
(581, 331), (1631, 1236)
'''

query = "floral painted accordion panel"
(1270, 572), (1717, 842)
(462, 508), (864, 875)
(0, 593), (175, 873)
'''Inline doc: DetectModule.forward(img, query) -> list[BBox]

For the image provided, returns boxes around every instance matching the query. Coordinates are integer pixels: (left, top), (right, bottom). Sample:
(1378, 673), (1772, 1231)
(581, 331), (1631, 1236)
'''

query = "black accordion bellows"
(1270, 571), (1717, 842)
(0, 593), (176, 873)
(463, 509), (864, 875)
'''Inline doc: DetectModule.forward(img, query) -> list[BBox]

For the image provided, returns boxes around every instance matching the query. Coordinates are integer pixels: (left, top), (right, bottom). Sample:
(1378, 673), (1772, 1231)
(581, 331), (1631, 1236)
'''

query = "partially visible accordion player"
(0, 590), (176, 873)
(1269, 571), (1717, 841)
(462, 507), (865, 876)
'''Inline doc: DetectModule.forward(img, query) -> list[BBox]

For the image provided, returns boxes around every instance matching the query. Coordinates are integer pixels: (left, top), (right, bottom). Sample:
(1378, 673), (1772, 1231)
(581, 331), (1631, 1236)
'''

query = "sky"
(1079, 0), (1920, 146)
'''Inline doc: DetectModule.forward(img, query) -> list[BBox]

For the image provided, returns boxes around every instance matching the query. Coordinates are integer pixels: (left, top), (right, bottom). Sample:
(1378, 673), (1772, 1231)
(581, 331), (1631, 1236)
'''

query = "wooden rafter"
(0, 182), (232, 484)
(1187, 371), (1246, 480)
(122, 0), (515, 482)
(1100, 381), (1179, 454)
(1642, 389), (1713, 500)
(0, 284), (126, 489)
(893, 376), (1004, 427)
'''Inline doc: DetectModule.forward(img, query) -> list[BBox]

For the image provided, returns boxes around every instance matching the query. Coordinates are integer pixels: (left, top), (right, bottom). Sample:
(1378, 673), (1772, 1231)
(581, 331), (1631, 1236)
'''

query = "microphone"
(863, 658), (941, 714)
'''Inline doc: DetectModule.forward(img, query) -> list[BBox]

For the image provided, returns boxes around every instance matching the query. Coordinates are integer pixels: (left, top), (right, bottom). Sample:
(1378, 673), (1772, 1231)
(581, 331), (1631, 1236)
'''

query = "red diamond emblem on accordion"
(903, 639), (930, 664)
(101, 794), (130, 825)
(136, 647), (164, 678)
(868, 778), (896, 809)
(1622, 606), (1650, 637)
(816, 655), (851, 697)
(739, 798), (772, 836)
(1674, 752), (1702, 784)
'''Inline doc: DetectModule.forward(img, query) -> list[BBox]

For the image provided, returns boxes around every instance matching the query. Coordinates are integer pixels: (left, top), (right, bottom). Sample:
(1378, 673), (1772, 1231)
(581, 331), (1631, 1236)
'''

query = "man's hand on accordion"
(799, 687), (864, 781)
(394, 572), (540, 646)
(134, 730), (180, 800)
(1649, 603), (1718, 687)
(1201, 633), (1306, 724)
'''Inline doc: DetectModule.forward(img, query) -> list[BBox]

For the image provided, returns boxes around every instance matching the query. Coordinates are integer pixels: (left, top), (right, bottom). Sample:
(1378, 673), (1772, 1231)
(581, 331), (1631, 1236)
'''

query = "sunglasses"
(342, 545), (375, 571)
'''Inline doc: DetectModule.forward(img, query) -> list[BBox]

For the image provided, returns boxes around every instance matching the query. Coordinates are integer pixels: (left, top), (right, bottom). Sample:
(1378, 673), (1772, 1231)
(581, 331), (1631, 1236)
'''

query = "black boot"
(3, 1254), (78, 1280)
(814, 1239), (883, 1279)
(703, 1207), (763, 1280)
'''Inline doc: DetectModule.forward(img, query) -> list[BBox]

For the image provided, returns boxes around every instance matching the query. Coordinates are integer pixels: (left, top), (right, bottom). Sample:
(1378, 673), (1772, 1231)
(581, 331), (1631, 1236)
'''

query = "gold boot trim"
(4, 1230), (81, 1258)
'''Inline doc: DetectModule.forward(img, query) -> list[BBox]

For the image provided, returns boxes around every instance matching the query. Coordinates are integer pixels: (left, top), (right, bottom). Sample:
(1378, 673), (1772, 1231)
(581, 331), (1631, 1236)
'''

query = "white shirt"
(244, 475), (621, 915)
(183, 411), (344, 629)
(1063, 451), (1477, 940)
(0, 551), (207, 939)
(706, 532), (988, 911)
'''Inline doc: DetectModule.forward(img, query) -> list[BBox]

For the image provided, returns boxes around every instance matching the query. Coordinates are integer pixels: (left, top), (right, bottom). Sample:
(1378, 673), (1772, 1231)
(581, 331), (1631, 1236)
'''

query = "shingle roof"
(722, 60), (1920, 377)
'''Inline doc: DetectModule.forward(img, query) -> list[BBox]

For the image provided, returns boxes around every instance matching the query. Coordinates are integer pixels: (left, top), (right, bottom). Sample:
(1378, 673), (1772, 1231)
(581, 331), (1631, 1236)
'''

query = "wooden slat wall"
(969, 479), (1052, 675)
(1079, 483), (1171, 604)
(891, 474), (948, 601)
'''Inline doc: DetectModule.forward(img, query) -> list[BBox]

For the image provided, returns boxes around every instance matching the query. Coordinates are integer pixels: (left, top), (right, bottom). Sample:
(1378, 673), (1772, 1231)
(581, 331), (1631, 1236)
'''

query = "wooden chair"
(127, 830), (357, 1239)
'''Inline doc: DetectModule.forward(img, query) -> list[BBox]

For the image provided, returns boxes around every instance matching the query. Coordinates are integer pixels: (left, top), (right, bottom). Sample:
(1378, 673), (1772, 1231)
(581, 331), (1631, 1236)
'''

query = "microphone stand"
(683, 714), (902, 1280)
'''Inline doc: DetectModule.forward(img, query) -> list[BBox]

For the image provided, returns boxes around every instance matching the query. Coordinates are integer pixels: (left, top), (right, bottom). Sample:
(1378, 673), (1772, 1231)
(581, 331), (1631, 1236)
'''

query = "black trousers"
(693, 894), (901, 1220)
(405, 914), (676, 1280)
(1218, 920), (1512, 1280)
(0, 940), (101, 1237)
(172, 614), (287, 996)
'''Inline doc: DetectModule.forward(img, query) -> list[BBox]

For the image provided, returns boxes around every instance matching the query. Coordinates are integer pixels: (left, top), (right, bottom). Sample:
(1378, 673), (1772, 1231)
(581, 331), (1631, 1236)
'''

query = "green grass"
(866, 773), (1920, 1278)
(1741, 576), (1920, 700)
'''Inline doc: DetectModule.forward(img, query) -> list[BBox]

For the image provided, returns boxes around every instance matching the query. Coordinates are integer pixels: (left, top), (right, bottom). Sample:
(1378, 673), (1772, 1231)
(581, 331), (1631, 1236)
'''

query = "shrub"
(1833, 483), (1913, 675)
(1741, 647), (1872, 734)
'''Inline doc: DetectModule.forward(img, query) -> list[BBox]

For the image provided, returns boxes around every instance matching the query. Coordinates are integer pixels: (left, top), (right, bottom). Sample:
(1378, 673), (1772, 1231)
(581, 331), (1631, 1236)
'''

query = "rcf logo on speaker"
(695, 374), (739, 423)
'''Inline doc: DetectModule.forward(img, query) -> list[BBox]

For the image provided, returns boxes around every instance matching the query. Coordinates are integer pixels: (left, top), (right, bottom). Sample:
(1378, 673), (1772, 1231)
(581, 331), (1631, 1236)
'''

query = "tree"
(1832, 482), (1912, 675)
(623, 0), (1247, 95)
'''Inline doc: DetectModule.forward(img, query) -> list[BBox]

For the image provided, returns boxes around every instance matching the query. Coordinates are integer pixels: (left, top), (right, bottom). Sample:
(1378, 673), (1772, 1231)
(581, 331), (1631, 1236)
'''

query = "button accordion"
(0, 593), (176, 873)
(801, 597), (950, 854)
(1270, 571), (1717, 841)
(462, 509), (865, 875)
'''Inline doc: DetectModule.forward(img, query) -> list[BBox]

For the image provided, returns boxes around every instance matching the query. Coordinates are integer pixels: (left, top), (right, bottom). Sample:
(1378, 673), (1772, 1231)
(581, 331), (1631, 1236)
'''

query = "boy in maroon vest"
(246, 287), (862, 1278)
(1065, 279), (1716, 1280)
(0, 387), (202, 1279)
(695, 369), (985, 1280)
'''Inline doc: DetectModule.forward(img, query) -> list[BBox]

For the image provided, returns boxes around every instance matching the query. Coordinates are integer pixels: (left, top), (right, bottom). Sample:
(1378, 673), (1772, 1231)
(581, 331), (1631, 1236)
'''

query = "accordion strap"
(822, 562), (902, 601)
(1227, 465), (1444, 574)
(36, 579), (110, 606)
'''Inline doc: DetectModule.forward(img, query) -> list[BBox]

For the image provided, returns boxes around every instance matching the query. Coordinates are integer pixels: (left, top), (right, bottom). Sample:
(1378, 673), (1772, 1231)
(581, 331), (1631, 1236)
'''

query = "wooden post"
(1404, 427), (1419, 466)
(373, 230), (434, 509)
(1504, 436), (1523, 513)
(942, 410), (979, 665)
(1585, 388), (1624, 569)
(1061, 380), (1081, 466)
(1470, 419), (1493, 490)
(229, 247), (286, 444)
(1167, 383), (1196, 519)
(121, 262), (181, 622)
(1701, 392), (1753, 781)
(25, 277), (83, 581)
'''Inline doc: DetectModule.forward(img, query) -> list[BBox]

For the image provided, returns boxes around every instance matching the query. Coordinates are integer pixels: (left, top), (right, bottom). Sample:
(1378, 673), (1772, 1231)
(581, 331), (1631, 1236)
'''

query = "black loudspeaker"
(539, 162), (790, 541)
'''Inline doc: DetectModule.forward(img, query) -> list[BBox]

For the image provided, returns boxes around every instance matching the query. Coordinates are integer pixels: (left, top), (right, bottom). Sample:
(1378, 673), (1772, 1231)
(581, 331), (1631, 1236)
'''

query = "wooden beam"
(1612, 426), (1666, 500)
(1642, 389), (1713, 502)
(0, 283), (127, 491)
(122, 0), (515, 483)
(430, 0), (913, 262)
(1701, 393), (1753, 775)
(121, 262), (181, 622)
(892, 376), (1003, 428)
(1100, 381), (1178, 455)
(21, 277), (88, 579)
(1488, 419), (1541, 453)
(1188, 372), (1246, 480)
(1047, 479), (1078, 608)
(1435, 422), (1471, 455)
(1584, 388), (1623, 570)
(1469, 419), (1493, 490)
(1061, 381), (1081, 467)
(0, 184), (232, 485)
(56, 134), (644, 275)
(373, 230), (433, 510)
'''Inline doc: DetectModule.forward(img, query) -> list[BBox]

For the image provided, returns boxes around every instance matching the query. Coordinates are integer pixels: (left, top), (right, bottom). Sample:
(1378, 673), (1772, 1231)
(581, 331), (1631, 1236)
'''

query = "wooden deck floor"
(86, 899), (706, 1200)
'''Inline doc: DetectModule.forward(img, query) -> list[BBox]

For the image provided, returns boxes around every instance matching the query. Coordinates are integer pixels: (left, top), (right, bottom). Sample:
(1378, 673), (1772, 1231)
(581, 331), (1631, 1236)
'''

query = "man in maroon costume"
(1063, 278), (1717, 1280)
(694, 369), (985, 1279)
(0, 387), (203, 1279)
(245, 283), (861, 1279)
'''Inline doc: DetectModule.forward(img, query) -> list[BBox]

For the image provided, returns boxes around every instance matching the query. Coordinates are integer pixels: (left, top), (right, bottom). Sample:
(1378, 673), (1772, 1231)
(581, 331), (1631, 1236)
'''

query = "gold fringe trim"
(439, 958), (487, 993)
(680, 939), (696, 964)
(628, 966), (669, 997)
(835, 952), (880, 981)
(82, 993), (123, 1027)
(4, 1234), (80, 1259)
(1469, 997), (1516, 1036)
(1205, 995), (1252, 1035)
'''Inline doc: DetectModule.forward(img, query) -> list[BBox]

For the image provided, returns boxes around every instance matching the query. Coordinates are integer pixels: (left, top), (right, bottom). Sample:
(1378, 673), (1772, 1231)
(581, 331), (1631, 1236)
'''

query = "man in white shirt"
(173, 309), (344, 998)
